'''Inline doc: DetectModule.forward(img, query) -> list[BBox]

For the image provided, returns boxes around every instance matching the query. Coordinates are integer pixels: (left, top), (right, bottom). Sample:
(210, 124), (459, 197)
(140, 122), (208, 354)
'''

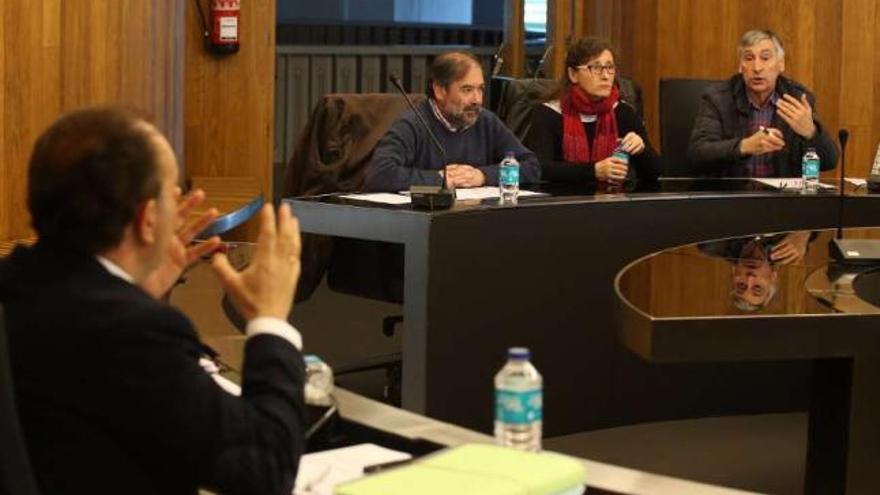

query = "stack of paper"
(334, 443), (585, 495)
(294, 443), (412, 495)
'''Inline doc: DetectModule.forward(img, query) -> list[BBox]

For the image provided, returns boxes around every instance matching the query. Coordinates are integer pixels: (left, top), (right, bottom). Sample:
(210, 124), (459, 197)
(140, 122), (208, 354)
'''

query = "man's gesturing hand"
(212, 203), (301, 321)
(141, 188), (220, 299)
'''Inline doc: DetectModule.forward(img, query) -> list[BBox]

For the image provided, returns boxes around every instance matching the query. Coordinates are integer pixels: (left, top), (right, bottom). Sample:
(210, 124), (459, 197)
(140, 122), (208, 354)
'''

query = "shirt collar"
(428, 98), (476, 133)
(95, 255), (136, 284)
(748, 91), (779, 110)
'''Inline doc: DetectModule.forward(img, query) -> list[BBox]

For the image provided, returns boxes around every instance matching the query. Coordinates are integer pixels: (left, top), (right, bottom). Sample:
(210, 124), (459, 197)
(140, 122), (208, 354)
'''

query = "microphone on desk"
(388, 74), (455, 210)
(827, 128), (880, 263)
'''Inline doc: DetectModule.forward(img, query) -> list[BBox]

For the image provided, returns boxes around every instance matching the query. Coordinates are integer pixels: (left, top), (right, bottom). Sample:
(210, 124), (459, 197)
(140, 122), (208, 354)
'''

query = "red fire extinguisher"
(195, 0), (240, 55)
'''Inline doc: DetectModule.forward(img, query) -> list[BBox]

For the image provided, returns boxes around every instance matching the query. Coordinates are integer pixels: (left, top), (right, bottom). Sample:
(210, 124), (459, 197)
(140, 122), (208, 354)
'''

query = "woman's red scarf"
(560, 84), (619, 164)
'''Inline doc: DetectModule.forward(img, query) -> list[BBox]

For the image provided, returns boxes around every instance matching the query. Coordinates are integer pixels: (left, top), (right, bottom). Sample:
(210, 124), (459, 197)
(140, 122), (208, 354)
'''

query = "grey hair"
(731, 283), (778, 312)
(737, 29), (785, 60)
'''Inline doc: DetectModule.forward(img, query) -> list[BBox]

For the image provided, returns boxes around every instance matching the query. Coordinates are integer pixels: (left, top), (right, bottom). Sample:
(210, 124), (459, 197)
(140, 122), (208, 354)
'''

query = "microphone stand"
(533, 45), (552, 79)
(388, 74), (455, 210)
(836, 129), (848, 240)
(491, 42), (505, 78)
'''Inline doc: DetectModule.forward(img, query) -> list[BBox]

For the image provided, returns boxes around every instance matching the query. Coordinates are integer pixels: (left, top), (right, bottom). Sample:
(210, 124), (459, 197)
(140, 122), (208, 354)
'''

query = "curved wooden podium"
(616, 227), (880, 494)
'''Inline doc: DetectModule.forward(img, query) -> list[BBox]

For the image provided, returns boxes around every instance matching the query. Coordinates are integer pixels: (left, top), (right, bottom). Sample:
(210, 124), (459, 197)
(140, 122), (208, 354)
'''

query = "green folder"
(335, 443), (586, 495)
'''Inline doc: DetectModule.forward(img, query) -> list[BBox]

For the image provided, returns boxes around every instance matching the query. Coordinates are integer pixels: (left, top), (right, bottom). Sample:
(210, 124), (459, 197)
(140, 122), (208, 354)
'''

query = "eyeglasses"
(575, 63), (617, 76)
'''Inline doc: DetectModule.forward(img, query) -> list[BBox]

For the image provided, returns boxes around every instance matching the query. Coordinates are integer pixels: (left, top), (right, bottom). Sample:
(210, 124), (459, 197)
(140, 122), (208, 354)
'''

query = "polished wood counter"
(616, 227), (880, 493)
(287, 179), (880, 440)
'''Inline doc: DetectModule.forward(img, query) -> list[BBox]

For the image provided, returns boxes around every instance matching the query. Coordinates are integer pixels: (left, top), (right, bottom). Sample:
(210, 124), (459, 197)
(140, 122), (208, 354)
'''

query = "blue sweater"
(364, 100), (541, 192)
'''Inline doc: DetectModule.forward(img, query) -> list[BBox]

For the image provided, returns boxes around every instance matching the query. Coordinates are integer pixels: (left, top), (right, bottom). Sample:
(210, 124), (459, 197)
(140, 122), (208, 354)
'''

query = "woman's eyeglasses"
(575, 64), (616, 76)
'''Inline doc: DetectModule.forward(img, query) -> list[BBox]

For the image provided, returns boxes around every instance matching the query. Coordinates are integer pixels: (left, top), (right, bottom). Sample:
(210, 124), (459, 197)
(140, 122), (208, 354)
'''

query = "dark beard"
(447, 106), (481, 128)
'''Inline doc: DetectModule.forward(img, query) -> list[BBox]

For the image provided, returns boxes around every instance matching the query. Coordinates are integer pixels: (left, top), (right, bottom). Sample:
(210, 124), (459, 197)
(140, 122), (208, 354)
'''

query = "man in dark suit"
(0, 107), (307, 494)
(688, 29), (838, 177)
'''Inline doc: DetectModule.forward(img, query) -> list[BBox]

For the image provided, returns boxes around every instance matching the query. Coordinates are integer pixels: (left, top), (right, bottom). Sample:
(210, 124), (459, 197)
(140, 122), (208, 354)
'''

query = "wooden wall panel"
(839, 0), (877, 174)
(184, 0), (276, 212)
(546, 0), (573, 79)
(811, 0), (843, 157)
(575, 0), (880, 178)
(874, 2), (880, 170)
(502, 0), (525, 77)
(0, 0), (183, 241)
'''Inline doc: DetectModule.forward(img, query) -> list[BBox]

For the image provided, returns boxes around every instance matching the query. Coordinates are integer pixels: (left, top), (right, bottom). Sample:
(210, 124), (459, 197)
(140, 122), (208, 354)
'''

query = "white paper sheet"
(293, 443), (412, 495)
(338, 188), (545, 205)
(846, 178), (868, 187)
(450, 186), (545, 201)
(751, 178), (837, 190)
(339, 193), (412, 205)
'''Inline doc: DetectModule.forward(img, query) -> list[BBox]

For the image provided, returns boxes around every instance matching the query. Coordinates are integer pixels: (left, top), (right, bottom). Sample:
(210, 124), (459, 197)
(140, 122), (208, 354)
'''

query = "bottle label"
(500, 163), (519, 186)
(804, 159), (820, 177)
(496, 388), (542, 424)
(612, 150), (630, 163)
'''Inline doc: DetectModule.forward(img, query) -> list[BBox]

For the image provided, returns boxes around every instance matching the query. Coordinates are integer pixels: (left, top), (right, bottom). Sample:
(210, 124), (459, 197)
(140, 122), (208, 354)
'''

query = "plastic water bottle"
(612, 143), (631, 165)
(499, 152), (520, 204)
(802, 148), (820, 192)
(495, 347), (542, 451)
(608, 144), (631, 187)
(304, 354), (334, 407)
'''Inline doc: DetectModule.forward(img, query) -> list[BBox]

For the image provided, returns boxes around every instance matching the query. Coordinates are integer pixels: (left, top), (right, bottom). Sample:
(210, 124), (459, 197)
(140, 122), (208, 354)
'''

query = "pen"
(363, 458), (413, 474)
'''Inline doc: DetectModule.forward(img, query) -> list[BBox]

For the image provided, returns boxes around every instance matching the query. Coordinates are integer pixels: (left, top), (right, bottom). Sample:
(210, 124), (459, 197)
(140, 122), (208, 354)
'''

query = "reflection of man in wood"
(731, 240), (778, 311)
(699, 231), (811, 312)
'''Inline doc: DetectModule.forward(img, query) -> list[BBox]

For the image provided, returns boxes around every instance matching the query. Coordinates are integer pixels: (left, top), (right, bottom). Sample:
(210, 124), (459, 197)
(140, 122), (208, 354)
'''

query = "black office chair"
(284, 94), (411, 404)
(659, 78), (720, 177)
(491, 75), (645, 142)
(0, 305), (41, 495)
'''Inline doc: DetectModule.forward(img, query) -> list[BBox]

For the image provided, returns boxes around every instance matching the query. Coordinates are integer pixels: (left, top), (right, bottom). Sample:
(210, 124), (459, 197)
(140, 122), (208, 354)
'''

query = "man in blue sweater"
(364, 52), (540, 192)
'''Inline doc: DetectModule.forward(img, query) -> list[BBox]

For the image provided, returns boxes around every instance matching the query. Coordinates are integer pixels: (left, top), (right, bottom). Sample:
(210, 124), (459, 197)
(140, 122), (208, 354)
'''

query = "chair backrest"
(659, 78), (720, 177)
(285, 93), (422, 302)
(491, 75), (645, 142)
(283, 93), (425, 198)
(0, 304), (41, 495)
(491, 76), (556, 142)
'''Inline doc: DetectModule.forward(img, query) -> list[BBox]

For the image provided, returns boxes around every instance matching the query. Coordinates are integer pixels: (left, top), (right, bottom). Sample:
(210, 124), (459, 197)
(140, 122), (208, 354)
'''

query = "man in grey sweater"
(364, 52), (540, 192)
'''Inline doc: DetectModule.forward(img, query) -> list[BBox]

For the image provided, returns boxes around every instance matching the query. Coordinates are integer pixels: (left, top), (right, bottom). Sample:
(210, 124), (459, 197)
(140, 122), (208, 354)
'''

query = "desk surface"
(335, 388), (755, 495)
(295, 178), (869, 213)
(617, 228), (880, 319)
(287, 177), (880, 444)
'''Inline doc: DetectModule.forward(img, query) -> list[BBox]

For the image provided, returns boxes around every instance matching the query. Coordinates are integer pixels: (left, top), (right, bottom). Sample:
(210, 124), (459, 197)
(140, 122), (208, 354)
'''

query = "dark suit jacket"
(688, 74), (838, 177)
(0, 242), (306, 495)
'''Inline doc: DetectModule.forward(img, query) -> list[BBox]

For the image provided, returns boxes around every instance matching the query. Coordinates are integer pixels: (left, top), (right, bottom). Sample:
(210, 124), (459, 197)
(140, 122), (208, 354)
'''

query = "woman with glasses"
(524, 37), (660, 186)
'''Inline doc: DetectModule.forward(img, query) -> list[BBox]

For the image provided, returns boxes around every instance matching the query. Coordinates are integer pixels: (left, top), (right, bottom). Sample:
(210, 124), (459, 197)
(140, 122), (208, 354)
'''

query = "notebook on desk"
(334, 443), (585, 495)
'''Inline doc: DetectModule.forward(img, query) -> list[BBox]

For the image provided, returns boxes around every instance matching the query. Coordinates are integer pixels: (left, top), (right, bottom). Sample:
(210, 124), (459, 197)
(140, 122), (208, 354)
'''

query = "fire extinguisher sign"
(212, 0), (240, 45)
(219, 17), (238, 41)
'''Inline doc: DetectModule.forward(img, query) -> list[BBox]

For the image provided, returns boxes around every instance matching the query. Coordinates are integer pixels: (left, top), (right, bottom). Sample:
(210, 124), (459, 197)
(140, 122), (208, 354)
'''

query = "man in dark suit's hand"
(212, 203), (301, 321)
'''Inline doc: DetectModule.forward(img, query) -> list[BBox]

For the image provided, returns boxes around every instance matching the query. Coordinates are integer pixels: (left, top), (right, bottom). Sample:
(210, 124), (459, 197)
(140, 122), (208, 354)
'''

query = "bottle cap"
(304, 354), (321, 365)
(507, 347), (531, 359)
